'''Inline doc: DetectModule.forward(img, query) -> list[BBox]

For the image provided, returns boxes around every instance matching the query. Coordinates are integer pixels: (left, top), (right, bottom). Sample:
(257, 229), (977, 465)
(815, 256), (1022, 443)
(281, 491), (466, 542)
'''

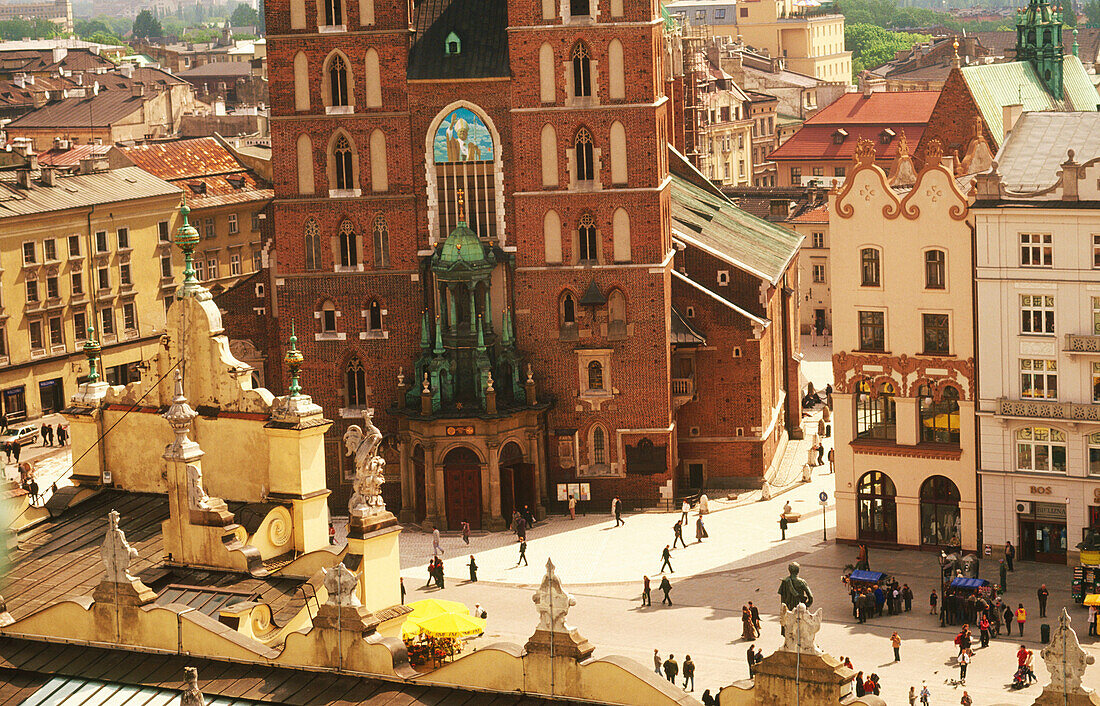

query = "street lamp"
(939, 550), (949, 623)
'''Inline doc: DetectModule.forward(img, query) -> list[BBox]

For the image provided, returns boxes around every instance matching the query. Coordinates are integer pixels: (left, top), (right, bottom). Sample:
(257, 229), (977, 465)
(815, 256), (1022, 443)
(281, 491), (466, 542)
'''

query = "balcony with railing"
(672, 377), (695, 410)
(1065, 333), (1100, 354)
(996, 397), (1100, 422)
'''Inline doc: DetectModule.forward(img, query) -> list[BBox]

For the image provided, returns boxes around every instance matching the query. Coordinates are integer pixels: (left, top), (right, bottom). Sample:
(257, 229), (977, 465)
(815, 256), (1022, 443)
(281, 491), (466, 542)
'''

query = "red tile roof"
(768, 125), (926, 160)
(120, 137), (273, 209)
(804, 90), (940, 126)
(789, 202), (829, 223)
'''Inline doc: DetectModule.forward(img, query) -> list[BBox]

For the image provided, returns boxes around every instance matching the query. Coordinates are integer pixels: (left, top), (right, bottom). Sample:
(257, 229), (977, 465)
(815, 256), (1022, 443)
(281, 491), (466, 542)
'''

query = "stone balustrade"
(997, 397), (1100, 421)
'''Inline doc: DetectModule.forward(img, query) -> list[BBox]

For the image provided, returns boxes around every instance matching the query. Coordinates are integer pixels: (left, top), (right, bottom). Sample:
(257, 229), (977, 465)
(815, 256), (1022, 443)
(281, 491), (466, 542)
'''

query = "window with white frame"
(100, 307), (115, 336)
(228, 214), (239, 235)
(43, 238), (56, 261)
(71, 272), (83, 296)
(230, 253), (241, 275)
(25, 278), (38, 303)
(46, 274), (58, 299)
(122, 302), (136, 331)
(1093, 297), (1100, 335)
(207, 258), (218, 279)
(73, 311), (86, 340)
(68, 234), (81, 257)
(1021, 358), (1058, 398)
(1094, 234), (1100, 269)
(321, 301), (337, 333)
(158, 221), (170, 242)
(119, 263), (131, 287)
(251, 213), (261, 232)
(1090, 432), (1100, 475)
(29, 320), (43, 350)
(1016, 426), (1066, 473)
(94, 231), (108, 252)
(48, 316), (62, 347)
(1020, 233), (1052, 267)
(811, 232), (824, 248)
(22, 242), (35, 264)
(117, 228), (129, 250)
(253, 249), (262, 272)
(195, 258), (205, 280)
(1021, 294), (1055, 335)
(204, 218), (215, 239)
(97, 265), (109, 290)
(812, 264), (826, 283)
(1093, 362), (1100, 404)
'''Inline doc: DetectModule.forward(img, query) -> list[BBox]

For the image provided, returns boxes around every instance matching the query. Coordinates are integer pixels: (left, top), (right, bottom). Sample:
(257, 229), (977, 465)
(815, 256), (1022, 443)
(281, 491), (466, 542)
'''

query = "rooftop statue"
(778, 562), (813, 610)
(779, 602), (823, 655)
(343, 409), (386, 517)
(322, 562), (361, 608)
(533, 558), (575, 632)
(1042, 608), (1095, 695)
(181, 667), (205, 706)
(102, 510), (139, 583)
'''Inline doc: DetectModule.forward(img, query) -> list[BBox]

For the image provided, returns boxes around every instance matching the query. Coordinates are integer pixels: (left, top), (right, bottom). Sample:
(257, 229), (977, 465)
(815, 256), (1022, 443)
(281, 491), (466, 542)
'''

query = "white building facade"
(974, 112), (1100, 565)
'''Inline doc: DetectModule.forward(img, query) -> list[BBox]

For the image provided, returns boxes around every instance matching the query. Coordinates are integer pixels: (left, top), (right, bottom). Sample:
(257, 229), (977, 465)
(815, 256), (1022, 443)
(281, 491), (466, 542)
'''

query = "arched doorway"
(499, 441), (535, 525)
(443, 446), (482, 530)
(920, 475), (961, 548)
(412, 445), (426, 524)
(857, 471), (897, 543)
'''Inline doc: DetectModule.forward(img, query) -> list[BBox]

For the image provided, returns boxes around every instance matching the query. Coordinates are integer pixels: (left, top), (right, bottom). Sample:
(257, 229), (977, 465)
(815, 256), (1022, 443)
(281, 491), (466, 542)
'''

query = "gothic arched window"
(329, 54), (349, 106)
(575, 127), (594, 182)
(578, 213), (598, 263)
(346, 359), (366, 406)
(588, 360), (604, 390)
(339, 220), (358, 267)
(304, 218), (322, 270)
(572, 43), (592, 98)
(373, 213), (390, 267)
(333, 134), (354, 191)
(368, 300), (383, 331)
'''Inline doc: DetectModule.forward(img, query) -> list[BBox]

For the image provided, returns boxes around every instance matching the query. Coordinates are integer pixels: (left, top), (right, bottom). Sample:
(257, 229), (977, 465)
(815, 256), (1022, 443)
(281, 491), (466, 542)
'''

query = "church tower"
(1016, 0), (1064, 99)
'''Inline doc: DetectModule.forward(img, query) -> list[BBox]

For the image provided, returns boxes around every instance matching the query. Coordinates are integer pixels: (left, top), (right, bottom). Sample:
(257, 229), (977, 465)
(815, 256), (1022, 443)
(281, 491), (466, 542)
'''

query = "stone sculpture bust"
(778, 562), (813, 610)
(779, 602), (823, 655)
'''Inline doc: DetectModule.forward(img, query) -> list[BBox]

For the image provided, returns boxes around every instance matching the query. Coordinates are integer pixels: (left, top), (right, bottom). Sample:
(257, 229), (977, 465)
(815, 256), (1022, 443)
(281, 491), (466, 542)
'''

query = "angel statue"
(344, 409), (385, 516)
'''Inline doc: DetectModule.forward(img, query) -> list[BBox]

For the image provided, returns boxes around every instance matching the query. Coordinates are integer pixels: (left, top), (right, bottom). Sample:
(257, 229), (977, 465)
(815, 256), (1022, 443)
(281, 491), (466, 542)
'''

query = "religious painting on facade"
(433, 108), (495, 164)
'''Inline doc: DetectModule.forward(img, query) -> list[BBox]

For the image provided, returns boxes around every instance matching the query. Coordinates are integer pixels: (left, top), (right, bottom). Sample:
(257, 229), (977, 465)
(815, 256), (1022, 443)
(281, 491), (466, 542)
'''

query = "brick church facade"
(263, 0), (803, 527)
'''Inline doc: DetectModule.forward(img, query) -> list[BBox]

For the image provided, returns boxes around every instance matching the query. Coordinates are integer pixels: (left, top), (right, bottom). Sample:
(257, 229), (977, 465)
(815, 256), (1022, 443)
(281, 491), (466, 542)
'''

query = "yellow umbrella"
(407, 598), (470, 621)
(416, 612), (486, 639)
(402, 616), (423, 640)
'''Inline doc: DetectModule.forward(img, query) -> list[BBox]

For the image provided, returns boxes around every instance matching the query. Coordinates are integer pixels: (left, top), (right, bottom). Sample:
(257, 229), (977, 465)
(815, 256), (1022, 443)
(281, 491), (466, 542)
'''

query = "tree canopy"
(0, 18), (63, 40)
(846, 22), (932, 77)
(230, 3), (259, 27)
(1084, 0), (1100, 27)
(132, 10), (163, 39)
(839, 0), (1013, 32)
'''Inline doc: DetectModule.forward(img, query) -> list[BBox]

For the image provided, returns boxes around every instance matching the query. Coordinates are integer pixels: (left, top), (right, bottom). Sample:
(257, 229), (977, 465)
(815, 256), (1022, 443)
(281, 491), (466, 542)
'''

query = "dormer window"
(880, 128), (896, 145)
(832, 128), (848, 145)
(444, 31), (461, 55)
(188, 181), (207, 194)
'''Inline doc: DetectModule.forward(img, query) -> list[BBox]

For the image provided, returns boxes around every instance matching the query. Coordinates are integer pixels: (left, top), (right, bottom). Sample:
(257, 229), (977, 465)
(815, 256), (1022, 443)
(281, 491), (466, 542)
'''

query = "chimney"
(26, 153), (39, 170)
(16, 170), (32, 189)
(120, 63), (133, 78)
(92, 81), (100, 96)
(52, 46), (67, 64)
(1002, 103), (1023, 141)
(40, 167), (56, 187)
(13, 74), (25, 88)
(131, 83), (145, 98)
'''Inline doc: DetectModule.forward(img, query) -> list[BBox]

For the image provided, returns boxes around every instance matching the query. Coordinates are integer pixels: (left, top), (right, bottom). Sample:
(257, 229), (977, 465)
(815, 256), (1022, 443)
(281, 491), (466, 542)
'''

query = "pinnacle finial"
(284, 322), (304, 397)
(83, 326), (101, 383)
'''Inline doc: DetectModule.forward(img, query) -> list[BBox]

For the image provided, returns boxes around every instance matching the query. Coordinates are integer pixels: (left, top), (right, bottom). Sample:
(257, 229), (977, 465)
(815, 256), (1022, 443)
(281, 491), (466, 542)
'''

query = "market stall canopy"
(416, 612), (486, 639)
(950, 577), (990, 589)
(1083, 594), (1100, 606)
(849, 570), (885, 583)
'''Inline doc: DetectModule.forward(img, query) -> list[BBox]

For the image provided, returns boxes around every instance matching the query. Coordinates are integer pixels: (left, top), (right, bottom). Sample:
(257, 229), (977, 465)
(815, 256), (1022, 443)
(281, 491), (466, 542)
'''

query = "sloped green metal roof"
(960, 55), (1100, 142)
(439, 222), (487, 263)
(669, 150), (803, 285)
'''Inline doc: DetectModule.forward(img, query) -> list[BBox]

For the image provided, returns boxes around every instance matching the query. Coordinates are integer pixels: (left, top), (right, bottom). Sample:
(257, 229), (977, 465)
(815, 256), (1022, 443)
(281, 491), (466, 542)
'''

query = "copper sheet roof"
(5, 90), (149, 128)
(0, 167), (180, 219)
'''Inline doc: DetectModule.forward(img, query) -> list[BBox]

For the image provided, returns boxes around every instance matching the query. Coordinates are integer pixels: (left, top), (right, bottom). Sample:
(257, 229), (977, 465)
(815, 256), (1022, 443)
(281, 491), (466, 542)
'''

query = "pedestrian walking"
(613, 497), (623, 527)
(400, 577), (405, 604)
(424, 558), (437, 588)
(660, 575), (673, 605)
(909, 686), (917, 706)
(432, 528), (444, 557)
(742, 605), (759, 640)
(515, 515), (527, 541)
(680, 500), (690, 524)
(26, 478), (38, 505)
(1005, 541), (1015, 571)
(920, 683), (930, 705)
(467, 555), (477, 582)
(568, 494), (576, 520)
(891, 631), (901, 661)
(461, 520), (470, 545)
(958, 648), (970, 684)
(1004, 604), (1015, 635)
(641, 575), (651, 606)
(746, 644), (756, 675)
(682, 655), (695, 691)
(749, 601), (761, 632)
(2, 442), (10, 465)
(1089, 604), (1097, 636)
(517, 539), (528, 566)
(816, 442), (824, 466)
(1037, 584), (1048, 618)
(960, 691), (972, 706)
(663, 654), (678, 683)
(433, 560), (445, 589)
(695, 515), (707, 542)
(660, 545), (673, 573)
(930, 589), (938, 614)
(1016, 603), (1026, 635)
(854, 672), (865, 697)
(12, 441), (20, 464)
(56, 424), (67, 446)
(979, 615), (990, 648)
(779, 514), (788, 540)
(1000, 560), (1008, 593)
(654, 649), (662, 675)
(40, 424), (51, 446)
(673, 520), (687, 548)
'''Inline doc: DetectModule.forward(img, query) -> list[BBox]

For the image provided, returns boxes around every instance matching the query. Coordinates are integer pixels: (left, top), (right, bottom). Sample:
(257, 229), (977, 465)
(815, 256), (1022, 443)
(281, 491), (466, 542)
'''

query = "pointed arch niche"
(424, 102), (507, 247)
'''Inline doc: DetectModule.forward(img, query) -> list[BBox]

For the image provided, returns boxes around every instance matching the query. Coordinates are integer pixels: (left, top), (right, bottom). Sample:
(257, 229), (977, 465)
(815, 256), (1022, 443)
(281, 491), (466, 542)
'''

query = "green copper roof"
(960, 55), (1099, 144)
(439, 222), (487, 263)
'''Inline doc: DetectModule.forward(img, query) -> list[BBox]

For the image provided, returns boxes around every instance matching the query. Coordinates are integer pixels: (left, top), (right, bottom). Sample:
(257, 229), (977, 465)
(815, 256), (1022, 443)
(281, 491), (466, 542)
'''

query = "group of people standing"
(849, 580), (913, 623)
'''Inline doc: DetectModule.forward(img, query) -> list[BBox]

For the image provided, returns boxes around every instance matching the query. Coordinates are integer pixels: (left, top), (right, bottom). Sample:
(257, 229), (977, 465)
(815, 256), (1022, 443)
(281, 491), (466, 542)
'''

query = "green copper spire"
(285, 322), (304, 397)
(419, 310), (431, 349)
(433, 314), (444, 355)
(82, 326), (101, 383)
(476, 313), (486, 351)
(174, 203), (204, 299)
(501, 307), (514, 347)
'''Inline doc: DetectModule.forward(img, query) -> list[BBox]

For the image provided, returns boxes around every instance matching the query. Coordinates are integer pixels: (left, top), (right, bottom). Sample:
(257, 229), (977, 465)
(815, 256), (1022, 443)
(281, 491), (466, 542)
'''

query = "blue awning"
(849, 570), (885, 582)
(950, 577), (990, 589)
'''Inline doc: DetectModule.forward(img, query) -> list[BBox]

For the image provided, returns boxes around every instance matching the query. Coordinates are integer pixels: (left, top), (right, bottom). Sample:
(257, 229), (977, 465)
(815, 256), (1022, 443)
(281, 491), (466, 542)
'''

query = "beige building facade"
(0, 164), (181, 421)
(830, 140), (978, 551)
(788, 202), (830, 336)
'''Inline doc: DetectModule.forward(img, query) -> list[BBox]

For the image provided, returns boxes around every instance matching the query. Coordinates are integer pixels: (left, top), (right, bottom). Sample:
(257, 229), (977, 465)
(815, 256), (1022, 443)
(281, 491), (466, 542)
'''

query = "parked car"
(0, 424), (39, 447)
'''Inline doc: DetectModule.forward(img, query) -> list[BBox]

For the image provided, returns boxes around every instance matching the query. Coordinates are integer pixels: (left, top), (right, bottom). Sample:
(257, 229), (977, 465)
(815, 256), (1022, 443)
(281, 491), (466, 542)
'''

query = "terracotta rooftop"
(120, 137), (274, 209)
(804, 90), (940, 126)
(768, 124), (926, 161)
(0, 47), (114, 76)
(36, 143), (113, 167)
(789, 201), (829, 223)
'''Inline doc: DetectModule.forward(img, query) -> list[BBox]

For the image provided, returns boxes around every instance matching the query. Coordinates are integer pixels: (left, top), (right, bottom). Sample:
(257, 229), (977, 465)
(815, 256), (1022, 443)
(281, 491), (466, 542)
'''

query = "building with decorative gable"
(830, 137), (978, 551)
(263, 0), (803, 521)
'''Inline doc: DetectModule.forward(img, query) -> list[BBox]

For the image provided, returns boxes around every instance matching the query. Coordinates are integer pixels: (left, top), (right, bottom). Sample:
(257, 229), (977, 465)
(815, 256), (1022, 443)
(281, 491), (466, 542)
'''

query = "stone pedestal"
(750, 651), (872, 705)
(313, 603), (380, 634)
(1033, 689), (1100, 706)
(92, 579), (156, 606)
(345, 512), (402, 612)
(524, 628), (594, 661)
